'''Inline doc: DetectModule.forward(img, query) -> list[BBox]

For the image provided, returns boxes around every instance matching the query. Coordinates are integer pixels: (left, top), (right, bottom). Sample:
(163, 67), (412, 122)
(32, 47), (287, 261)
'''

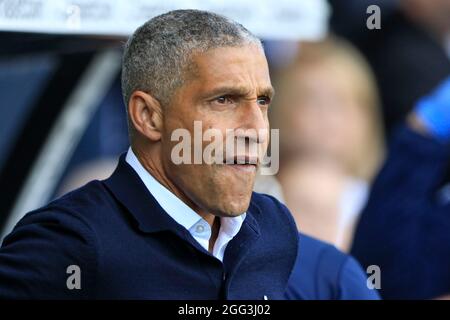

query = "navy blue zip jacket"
(0, 155), (298, 299)
(351, 125), (450, 299)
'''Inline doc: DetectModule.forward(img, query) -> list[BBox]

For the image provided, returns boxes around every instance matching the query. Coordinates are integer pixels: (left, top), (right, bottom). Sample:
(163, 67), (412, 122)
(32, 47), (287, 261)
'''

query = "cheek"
(166, 163), (213, 203)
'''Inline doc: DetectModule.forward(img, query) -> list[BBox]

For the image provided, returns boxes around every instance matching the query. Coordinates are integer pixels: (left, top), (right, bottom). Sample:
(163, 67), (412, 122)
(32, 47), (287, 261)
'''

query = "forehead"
(189, 45), (272, 92)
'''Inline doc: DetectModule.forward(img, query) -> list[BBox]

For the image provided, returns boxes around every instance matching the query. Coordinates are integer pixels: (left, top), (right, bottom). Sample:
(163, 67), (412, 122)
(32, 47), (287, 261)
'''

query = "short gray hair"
(121, 9), (262, 108)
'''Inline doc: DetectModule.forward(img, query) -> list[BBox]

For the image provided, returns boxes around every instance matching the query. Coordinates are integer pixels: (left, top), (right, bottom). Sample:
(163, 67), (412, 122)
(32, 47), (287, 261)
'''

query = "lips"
(220, 156), (258, 174)
(225, 163), (257, 173)
(223, 156), (259, 165)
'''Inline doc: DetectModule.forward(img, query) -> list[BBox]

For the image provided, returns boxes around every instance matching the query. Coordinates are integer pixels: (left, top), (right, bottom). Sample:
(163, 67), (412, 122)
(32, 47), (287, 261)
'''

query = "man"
(351, 77), (450, 299)
(0, 10), (298, 299)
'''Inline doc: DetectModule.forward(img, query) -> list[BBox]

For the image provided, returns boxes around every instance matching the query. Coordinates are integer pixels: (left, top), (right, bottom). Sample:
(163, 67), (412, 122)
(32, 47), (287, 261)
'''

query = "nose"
(237, 101), (269, 145)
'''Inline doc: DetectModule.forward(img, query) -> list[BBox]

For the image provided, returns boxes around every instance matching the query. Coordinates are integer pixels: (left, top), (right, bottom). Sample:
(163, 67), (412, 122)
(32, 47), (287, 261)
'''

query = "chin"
(212, 195), (252, 217)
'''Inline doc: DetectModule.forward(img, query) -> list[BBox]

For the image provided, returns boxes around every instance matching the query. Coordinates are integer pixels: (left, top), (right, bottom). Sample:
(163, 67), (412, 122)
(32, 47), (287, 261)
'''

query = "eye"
(214, 95), (233, 105)
(257, 96), (271, 106)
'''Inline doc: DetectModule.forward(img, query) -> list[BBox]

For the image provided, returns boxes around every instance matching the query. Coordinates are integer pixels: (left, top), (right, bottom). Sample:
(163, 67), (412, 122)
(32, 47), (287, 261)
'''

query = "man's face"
(161, 44), (272, 217)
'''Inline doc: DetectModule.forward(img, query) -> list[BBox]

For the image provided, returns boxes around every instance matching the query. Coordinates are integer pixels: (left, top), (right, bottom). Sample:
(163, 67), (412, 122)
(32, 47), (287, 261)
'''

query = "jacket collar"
(103, 154), (260, 248)
(104, 154), (183, 234)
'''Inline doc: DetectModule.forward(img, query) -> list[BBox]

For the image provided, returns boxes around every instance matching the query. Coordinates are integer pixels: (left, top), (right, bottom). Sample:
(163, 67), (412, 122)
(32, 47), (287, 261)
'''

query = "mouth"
(226, 164), (257, 173)
(221, 156), (258, 173)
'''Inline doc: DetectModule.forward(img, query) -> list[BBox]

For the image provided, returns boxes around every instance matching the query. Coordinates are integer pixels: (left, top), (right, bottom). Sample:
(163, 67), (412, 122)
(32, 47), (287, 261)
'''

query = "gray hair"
(121, 9), (262, 109)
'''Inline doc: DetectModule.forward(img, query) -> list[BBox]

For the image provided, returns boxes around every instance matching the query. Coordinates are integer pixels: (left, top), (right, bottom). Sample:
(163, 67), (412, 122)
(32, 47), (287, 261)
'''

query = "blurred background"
(1, 0), (450, 299)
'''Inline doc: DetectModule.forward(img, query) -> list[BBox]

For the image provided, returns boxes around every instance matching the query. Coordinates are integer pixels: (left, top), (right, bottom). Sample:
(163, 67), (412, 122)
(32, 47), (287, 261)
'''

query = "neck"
(209, 217), (221, 253)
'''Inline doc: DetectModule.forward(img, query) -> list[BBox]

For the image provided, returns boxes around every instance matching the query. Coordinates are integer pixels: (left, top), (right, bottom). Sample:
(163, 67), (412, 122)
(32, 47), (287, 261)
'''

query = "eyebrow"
(204, 85), (275, 100)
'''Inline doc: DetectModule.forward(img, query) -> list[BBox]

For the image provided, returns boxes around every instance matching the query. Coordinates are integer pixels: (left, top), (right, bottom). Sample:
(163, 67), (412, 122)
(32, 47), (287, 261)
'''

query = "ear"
(128, 90), (163, 142)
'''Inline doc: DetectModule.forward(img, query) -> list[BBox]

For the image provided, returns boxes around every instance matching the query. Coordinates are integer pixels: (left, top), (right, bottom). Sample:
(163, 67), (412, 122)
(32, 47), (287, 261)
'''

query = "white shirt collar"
(125, 147), (245, 261)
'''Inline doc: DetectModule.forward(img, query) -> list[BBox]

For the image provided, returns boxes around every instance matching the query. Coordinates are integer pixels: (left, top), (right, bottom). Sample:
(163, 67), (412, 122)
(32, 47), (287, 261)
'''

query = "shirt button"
(196, 224), (205, 233)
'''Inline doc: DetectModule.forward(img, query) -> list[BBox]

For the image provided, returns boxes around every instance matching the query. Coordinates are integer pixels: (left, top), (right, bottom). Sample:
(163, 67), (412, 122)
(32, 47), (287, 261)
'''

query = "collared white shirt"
(125, 148), (246, 262)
